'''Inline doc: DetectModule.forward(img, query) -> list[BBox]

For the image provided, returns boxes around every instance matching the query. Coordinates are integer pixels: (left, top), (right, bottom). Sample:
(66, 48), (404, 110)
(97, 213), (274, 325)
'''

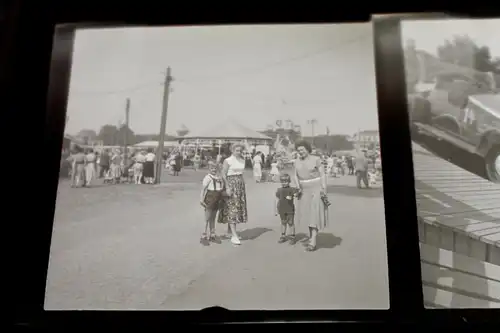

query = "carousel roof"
(134, 140), (179, 148)
(180, 120), (272, 141)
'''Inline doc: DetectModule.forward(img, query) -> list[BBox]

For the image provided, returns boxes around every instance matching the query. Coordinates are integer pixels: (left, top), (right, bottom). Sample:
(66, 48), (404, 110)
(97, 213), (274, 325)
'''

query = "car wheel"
(410, 96), (431, 124)
(485, 144), (500, 183)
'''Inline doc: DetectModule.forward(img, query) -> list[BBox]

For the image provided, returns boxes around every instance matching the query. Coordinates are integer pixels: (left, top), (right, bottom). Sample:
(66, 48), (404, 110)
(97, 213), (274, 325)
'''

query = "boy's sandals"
(200, 234), (210, 246)
(305, 245), (317, 252)
(289, 236), (297, 245)
(209, 234), (221, 244)
(278, 235), (287, 243)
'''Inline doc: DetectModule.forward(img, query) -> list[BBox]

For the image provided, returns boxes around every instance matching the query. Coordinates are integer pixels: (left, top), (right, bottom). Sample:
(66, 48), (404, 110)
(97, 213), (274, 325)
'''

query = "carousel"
(176, 120), (273, 161)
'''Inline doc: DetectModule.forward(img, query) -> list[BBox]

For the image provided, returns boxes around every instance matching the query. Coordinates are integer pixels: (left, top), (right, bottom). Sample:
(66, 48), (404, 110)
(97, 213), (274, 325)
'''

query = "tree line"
(75, 125), (354, 152)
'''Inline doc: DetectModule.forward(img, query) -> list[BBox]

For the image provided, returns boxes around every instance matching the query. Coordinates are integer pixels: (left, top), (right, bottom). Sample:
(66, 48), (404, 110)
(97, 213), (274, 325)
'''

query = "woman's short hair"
(294, 140), (312, 153)
(231, 143), (245, 152)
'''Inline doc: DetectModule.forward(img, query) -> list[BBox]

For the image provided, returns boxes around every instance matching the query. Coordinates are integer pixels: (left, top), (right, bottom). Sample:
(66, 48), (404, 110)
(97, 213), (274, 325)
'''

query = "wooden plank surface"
(421, 263), (500, 301)
(413, 143), (500, 248)
(423, 286), (500, 308)
(419, 243), (500, 282)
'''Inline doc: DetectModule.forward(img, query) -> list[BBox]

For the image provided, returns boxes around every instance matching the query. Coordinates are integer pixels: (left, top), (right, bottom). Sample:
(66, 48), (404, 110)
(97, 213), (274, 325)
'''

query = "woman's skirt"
(253, 163), (262, 181)
(73, 163), (85, 184)
(111, 163), (122, 179)
(296, 177), (329, 231)
(143, 161), (155, 178)
(218, 174), (248, 224)
(85, 162), (96, 184)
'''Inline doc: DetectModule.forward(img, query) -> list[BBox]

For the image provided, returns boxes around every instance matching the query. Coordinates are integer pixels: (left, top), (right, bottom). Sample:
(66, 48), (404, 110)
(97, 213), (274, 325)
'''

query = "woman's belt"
(74, 161), (85, 164)
(299, 177), (321, 183)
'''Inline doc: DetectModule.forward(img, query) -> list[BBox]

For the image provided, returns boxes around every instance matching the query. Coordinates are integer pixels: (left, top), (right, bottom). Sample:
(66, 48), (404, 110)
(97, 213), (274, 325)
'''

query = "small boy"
(200, 161), (224, 246)
(275, 173), (300, 244)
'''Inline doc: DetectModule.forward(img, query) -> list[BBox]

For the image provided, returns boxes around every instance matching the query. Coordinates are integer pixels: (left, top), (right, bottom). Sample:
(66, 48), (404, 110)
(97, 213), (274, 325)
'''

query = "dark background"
(5, 1), (499, 329)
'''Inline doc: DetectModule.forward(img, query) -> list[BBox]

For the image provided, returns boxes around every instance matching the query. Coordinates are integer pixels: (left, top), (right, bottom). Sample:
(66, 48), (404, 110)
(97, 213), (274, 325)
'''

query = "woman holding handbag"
(218, 143), (248, 245)
(293, 140), (330, 252)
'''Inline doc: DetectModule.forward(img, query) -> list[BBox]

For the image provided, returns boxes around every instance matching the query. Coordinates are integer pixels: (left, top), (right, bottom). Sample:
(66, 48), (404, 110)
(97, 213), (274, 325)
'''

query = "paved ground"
(45, 169), (389, 310)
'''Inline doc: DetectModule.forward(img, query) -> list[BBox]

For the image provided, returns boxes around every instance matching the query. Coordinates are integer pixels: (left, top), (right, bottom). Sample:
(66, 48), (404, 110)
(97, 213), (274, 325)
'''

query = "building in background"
(351, 130), (380, 150)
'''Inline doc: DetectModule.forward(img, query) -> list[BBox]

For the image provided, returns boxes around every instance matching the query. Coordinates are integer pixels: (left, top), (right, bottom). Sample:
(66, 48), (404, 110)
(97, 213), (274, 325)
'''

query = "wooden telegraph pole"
(124, 98), (131, 165)
(155, 67), (173, 184)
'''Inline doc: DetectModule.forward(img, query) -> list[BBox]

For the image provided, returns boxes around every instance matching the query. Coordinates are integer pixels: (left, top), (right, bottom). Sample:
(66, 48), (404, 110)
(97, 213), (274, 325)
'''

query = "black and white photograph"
(45, 23), (389, 310)
(402, 18), (500, 308)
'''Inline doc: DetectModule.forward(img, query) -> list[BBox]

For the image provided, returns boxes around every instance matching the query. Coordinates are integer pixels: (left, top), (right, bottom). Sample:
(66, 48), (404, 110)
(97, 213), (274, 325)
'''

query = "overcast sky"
(64, 23), (378, 137)
(401, 18), (500, 57)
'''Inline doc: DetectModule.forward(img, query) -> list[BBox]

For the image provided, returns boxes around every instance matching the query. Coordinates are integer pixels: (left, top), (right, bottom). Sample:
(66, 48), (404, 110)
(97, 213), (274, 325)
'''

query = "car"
(408, 73), (500, 182)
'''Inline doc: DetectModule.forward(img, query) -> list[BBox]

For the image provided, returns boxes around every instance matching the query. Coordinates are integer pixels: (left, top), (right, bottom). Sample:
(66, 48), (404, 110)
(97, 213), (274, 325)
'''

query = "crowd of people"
(199, 140), (331, 252)
(198, 142), (382, 251)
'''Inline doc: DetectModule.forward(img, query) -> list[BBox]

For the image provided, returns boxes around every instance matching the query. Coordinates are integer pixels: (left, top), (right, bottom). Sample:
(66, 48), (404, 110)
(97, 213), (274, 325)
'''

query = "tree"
(76, 129), (98, 145)
(437, 35), (499, 74)
(116, 125), (137, 146)
(97, 124), (119, 145)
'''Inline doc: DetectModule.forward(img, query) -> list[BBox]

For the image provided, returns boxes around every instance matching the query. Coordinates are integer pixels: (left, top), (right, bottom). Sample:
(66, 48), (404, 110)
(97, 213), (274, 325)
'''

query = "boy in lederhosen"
(275, 173), (300, 244)
(200, 161), (224, 245)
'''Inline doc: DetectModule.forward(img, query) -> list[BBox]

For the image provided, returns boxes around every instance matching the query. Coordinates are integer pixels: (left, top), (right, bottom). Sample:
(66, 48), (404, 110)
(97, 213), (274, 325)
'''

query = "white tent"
(181, 119), (272, 143)
(134, 140), (179, 148)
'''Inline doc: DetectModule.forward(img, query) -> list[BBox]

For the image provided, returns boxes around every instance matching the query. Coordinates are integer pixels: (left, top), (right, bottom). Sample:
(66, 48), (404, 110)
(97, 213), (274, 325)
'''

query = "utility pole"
(124, 98), (130, 166)
(307, 119), (317, 147)
(155, 67), (173, 184)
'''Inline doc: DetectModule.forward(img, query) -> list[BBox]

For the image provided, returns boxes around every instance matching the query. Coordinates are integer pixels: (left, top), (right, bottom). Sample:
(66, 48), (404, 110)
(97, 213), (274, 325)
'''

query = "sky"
(64, 23), (378, 137)
(401, 18), (500, 57)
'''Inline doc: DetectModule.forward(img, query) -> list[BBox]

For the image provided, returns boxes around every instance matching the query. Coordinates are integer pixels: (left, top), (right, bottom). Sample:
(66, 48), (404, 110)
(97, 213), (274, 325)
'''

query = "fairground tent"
(134, 140), (179, 149)
(180, 119), (272, 144)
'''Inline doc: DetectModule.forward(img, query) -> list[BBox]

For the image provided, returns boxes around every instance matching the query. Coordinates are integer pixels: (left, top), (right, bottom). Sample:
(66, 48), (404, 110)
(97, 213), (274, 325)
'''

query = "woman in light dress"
(69, 146), (86, 187)
(110, 150), (122, 184)
(270, 158), (280, 182)
(294, 140), (329, 252)
(218, 143), (248, 245)
(84, 149), (97, 187)
(143, 149), (156, 184)
(252, 152), (263, 183)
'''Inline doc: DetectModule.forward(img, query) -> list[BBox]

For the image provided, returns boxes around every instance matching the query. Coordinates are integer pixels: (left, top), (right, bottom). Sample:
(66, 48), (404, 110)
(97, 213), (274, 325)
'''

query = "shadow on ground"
(327, 185), (383, 198)
(295, 232), (343, 250)
(239, 227), (273, 241)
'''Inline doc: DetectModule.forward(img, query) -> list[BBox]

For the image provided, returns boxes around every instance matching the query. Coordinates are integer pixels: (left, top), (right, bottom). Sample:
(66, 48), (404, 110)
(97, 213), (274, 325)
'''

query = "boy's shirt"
(276, 187), (299, 214)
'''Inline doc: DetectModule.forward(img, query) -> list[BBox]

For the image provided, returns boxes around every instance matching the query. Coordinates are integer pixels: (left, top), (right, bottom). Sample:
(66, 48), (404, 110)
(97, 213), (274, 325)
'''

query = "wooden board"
(420, 243), (500, 308)
(423, 286), (500, 308)
(412, 143), (500, 249)
(419, 243), (500, 282)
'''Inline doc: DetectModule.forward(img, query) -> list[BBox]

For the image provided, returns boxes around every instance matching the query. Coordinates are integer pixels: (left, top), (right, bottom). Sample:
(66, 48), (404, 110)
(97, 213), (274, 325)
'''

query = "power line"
(178, 33), (371, 84)
(70, 80), (162, 96)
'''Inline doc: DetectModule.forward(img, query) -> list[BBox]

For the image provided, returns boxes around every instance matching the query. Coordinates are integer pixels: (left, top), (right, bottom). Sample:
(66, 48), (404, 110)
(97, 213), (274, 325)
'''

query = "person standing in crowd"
(270, 158), (280, 182)
(133, 150), (146, 184)
(355, 149), (370, 189)
(193, 153), (201, 171)
(143, 148), (156, 184)
(99, 149), (110, 178)
(347, 155), (354, 175)
(84, 149), (97, 187)
(375, 153), (382, 176)
(69, 146), (86, 188)
(218, 143), (248, 246)
(293, 140), (329, 252)
(252, 151), (263, 183)
(275, 173), (300, 244)
(110, 149), (122, 184)
(199, 161), (224, 245)
(173, 152), (182, 176)
(326, 155), (334, 177)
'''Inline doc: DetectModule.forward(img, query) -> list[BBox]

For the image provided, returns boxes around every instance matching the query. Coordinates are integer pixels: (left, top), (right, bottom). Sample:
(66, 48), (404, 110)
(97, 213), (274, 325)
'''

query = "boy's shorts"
(280, 213), (294, 225)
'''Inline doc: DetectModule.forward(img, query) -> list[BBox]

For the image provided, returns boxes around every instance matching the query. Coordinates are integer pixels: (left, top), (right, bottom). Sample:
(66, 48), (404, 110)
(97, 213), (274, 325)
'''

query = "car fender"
(477, 129), (500, 156)
(431, 114), (462, 135)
